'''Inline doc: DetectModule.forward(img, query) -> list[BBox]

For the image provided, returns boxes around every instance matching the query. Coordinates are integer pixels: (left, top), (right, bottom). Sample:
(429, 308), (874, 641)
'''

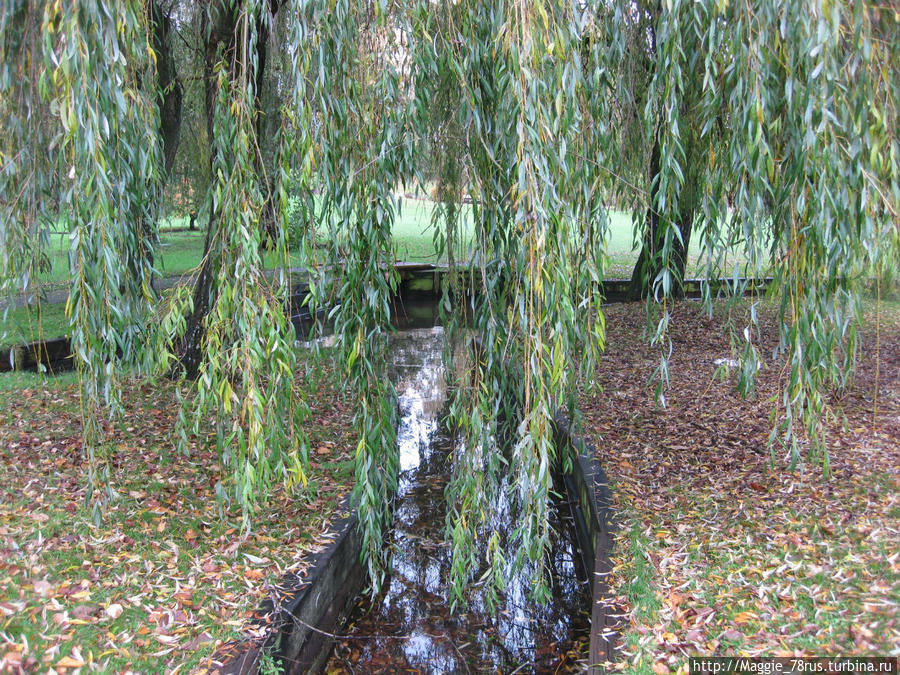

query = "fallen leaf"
(105, 603), (124, 619)
(733, 611), (755, 624)
(33, 580), (53, 596)
(2, 651), (23, 667)
(71, 604), (96, 621)
(184, 632), (214, 650)
(57, 655), (86, 668)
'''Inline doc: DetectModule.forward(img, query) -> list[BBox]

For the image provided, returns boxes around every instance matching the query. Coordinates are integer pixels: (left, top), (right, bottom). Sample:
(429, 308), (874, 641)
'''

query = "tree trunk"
(175, 0), (277, 379)
(624, 1), (695, 301)
(150, 1), (183, 177)
(253, 15), (282, 250)
(134, 1), (183, 295)
(178, 199), (217, 379)
(627, 129), (694, 300)
(174, 1), (238, 379)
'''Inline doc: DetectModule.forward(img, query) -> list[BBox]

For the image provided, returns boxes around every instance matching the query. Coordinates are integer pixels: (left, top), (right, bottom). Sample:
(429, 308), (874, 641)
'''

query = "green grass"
(26, 197), (742, 289)
(2, 302), (70, 344)
(390, 198), (643, 267)
(27, 229), (209, 286)
(6, 197), (759, 345)
(390, 197), (474, 262)
(33, 199), (641, 281)
(153, 229), (210, 278)
(0, 370), (78, 393)
(624, 521), (663, 622)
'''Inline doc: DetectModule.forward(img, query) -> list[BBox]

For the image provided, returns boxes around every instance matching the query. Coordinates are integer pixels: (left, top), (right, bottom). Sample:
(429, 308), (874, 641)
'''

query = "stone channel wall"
(4, 264), (769, 373)
(554, 413), (619, 671)
(270, 509), (366, 674)
(213, 505), (366, 675)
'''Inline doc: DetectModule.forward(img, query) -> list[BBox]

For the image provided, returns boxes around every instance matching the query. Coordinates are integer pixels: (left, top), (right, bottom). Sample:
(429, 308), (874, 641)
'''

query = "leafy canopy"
(1, 0), (897, 598)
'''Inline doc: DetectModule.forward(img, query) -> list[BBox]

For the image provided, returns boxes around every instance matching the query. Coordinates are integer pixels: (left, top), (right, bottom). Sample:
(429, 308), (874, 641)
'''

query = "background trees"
(1, 0), (897, 595)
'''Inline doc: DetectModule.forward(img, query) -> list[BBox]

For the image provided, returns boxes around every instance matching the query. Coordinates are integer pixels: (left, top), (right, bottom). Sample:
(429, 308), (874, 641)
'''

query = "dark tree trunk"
(150, 1), (183, 177)
(627, 129), (694, 300)
(627, 176), (694, 301)
(125, 0), (182, 292)
(129, 1), (183, 295)
(626, 123), (696, 300)
(174, 1), (239, 379)
(178, 199), (217, 379)
(628, 212), (692, 300)
(253, 14), (282, 250)
(175, 0), (278, 379)
(625, 1), (694, 301)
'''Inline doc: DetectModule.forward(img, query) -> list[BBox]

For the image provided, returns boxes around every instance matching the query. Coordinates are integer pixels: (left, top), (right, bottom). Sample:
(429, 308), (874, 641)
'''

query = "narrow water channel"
(327, 327), (590, 674)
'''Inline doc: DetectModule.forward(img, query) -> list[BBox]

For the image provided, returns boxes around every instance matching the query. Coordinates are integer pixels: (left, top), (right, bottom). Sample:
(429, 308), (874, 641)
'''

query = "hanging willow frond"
(167, 0), (309, 525)
(39, 0), (163, 518)
(0, 0), (56, 326)
(297, 0), (416, 590)
(2, 0), (896, 602)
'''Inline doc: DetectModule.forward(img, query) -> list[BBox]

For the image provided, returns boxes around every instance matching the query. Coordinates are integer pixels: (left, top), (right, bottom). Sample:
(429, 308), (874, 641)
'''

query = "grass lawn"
(30, 230), (209, 288)
(0, 355), (358, 673)
(581, 300), (900, 671)
(391, 197), (657, 273)
(7, 198), (746, 346)
(2, 303), (70, 345)
(32, 199), (647, 285)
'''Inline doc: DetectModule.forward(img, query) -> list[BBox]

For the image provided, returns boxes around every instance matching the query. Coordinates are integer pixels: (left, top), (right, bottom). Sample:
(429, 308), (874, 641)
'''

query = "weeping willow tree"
(655, 1), (900, 467)
(0, 1), (166, 520)
(1, 0), (897, 598)
(594, 0), (714, 300)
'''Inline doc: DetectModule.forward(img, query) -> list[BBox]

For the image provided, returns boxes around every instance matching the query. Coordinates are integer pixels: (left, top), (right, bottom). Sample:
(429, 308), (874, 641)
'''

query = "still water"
(327, 327), (590, 674)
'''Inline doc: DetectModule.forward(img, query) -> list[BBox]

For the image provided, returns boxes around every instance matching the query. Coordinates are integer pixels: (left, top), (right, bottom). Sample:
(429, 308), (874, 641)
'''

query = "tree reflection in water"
(329, 327), (590, 674)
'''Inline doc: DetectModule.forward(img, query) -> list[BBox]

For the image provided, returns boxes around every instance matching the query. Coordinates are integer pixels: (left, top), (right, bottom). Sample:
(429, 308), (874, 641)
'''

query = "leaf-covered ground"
(0, 366), (357, 673)
(581, 300), (900, 673)
(2, 300), (897, 674)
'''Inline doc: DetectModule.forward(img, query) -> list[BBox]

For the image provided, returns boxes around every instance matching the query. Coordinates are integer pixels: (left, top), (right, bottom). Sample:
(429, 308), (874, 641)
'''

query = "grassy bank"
(2, 303), (70, 345)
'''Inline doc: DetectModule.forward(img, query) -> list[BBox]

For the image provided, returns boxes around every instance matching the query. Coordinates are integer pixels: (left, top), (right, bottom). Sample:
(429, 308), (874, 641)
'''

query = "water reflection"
(328, 327), (589, 674)
(390, 327), (446, 477)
